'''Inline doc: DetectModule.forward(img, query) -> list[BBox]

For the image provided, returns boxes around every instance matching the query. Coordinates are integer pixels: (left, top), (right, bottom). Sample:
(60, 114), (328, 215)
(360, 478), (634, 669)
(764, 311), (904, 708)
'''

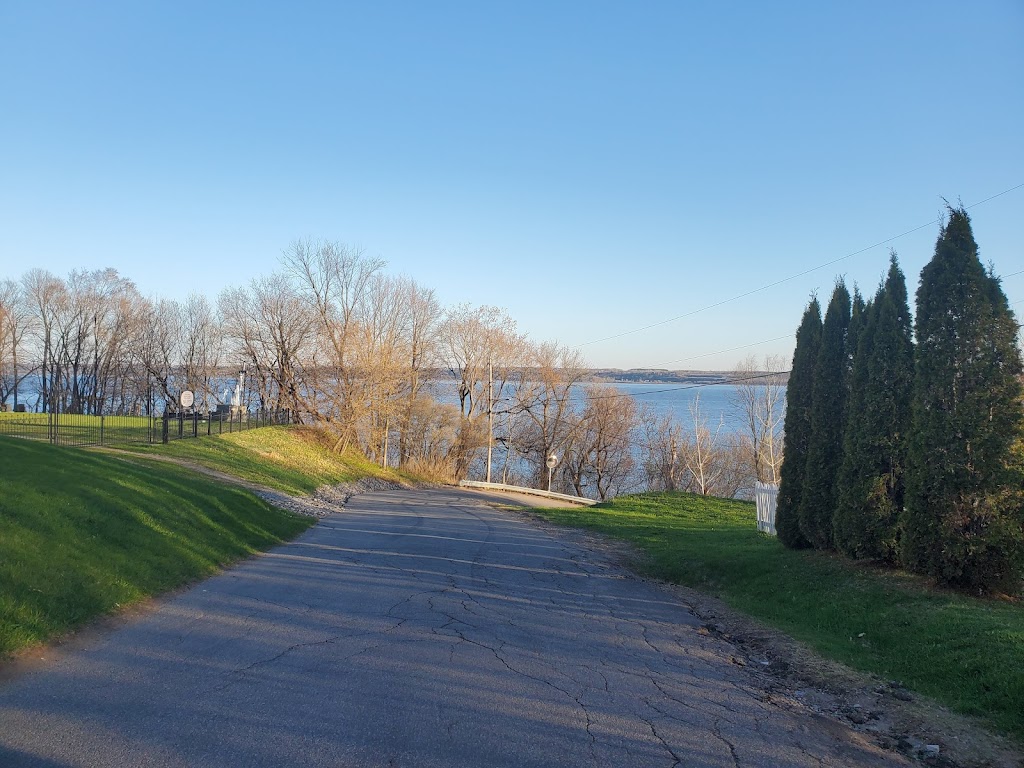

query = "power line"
(1001, 269), (1023, 279)
(647, 333), (791, 369)
(577, 182), (1024, 348)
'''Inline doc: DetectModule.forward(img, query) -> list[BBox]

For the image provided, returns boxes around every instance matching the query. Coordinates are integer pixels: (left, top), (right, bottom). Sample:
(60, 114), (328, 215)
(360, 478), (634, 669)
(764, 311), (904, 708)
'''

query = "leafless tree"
(637, 406), (689, 492)
(397, 278), (442, 466)
(0, 280), (33, 409)
(18, 268), (144, 415)
(561, 385), (638, 500)
(730, 354), (787, 485)
(219, 275), (315, 418)
(178, 294), (221, 412)
(684, 393), (724, 495)
(136, 297), (182, 412)
(440, 304), (527, 479)
(21, 269), (66, 412)
(281, 239), (385, 452)
(512, 342), (588, 490)
(399, 394), (462, 481)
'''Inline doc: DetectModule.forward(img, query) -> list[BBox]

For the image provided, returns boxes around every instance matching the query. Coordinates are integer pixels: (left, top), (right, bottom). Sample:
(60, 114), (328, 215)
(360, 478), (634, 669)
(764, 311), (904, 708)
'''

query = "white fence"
(755, 482), (778, 535)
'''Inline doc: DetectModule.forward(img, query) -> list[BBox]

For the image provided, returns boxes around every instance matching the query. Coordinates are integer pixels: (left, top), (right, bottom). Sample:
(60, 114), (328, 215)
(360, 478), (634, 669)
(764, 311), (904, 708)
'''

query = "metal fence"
(0, 409), (291, 448)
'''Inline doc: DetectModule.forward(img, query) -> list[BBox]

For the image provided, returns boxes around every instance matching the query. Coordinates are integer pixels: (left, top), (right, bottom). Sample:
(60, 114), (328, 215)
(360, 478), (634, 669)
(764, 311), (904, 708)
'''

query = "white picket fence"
(755, 482), (779, 535)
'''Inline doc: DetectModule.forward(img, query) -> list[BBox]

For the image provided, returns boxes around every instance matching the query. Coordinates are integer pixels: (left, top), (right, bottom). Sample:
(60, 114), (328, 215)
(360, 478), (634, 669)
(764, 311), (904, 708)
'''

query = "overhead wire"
(576, 182), (1024, 349)
(644, 333), (791, 369)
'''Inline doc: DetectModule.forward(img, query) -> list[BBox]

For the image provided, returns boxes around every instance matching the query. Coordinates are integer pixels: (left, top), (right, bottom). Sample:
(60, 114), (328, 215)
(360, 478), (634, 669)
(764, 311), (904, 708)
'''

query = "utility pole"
(486, 359), (493, 483)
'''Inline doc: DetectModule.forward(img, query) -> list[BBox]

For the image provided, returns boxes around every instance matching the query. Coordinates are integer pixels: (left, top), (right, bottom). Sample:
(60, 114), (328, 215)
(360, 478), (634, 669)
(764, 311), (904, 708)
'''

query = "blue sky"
(1, 1), (1021, 369)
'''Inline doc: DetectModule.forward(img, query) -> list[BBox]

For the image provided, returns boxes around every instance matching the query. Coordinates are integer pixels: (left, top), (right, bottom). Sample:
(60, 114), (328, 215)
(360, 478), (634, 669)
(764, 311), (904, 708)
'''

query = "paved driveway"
(0, 488), (904, 767)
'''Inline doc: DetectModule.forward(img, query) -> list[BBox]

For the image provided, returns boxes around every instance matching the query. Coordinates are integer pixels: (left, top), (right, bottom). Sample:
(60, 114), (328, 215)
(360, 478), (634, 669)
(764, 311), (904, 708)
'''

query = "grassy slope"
(0, 436), (315, 656)
(120, 426), (408, 495)
(533, 492), (1024, 741)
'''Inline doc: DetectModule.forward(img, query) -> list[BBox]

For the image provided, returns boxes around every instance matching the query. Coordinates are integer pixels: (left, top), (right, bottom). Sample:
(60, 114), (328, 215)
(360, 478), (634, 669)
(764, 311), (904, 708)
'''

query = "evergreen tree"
(834, 255), (913, 560)
(834, 291), (877, 556)
(776, 297), (821, 549)
(798, 281), (851, 550)
(902, 207), (1024, 592)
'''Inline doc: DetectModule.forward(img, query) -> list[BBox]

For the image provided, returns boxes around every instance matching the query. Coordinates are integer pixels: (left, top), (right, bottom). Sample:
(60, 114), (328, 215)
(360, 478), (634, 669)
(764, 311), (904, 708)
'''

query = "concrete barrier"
(458, 480), (598, 506)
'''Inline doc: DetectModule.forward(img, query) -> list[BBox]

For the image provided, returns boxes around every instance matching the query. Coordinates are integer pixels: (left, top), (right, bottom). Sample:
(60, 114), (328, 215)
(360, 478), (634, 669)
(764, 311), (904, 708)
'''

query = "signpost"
(546, 453), (558, 492)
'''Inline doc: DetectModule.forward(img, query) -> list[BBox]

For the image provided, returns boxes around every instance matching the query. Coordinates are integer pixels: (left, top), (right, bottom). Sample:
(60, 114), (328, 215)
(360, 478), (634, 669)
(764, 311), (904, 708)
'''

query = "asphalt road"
(0, 488), (906, 767)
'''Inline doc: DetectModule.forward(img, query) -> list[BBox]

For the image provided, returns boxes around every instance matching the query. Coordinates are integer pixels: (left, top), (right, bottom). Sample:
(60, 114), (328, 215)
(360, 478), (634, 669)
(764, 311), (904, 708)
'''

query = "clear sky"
(1, 1), (1021, 370)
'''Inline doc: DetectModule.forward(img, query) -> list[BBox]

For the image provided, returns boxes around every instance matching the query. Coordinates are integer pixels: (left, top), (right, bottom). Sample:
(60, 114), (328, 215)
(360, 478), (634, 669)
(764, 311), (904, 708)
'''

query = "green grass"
(0, 411), (158, 446)
(0, 436), (315, 656)
(118, 425), (409, 495)
(533, 492), (1024, 741)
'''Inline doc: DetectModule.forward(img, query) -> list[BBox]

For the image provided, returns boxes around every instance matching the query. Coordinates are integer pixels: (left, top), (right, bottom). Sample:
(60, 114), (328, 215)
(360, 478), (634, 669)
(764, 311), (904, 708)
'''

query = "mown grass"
(0, 436), (315, 657)
(119, 425), (409, 495)
(533, 492), (1024, 741)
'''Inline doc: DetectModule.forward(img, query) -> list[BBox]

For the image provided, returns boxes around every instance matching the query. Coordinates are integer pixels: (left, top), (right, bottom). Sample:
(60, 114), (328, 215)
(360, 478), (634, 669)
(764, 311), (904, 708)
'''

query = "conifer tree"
(902, 207), (1024, 592)
(798, 281), (851, 550)
(834, 255), (913, 560)
(834, 292), (876, 556)
(775, 297), (821, 549)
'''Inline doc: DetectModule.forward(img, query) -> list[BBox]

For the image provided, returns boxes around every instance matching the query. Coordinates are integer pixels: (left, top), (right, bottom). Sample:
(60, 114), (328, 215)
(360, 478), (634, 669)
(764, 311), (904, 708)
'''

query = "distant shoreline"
(585, 370), (788, 385)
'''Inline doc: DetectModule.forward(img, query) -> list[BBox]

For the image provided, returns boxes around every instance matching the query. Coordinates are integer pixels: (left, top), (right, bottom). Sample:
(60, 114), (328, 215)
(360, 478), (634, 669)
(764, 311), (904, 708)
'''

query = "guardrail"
(458, 480), (598, 506)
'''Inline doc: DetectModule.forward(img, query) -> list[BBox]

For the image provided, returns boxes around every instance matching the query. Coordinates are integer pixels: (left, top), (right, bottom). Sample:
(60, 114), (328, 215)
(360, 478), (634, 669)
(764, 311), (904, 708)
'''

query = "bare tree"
(136, 297), (182, 412)
(440, 304), (527, 479)
(178, 294), (221, 412)
(397, 278), (442, 466)
(685, 393), (724, 495)
(219, 276), (314, 418)
(0, 280), (33, 409)
(21, 269), (66, 412)
(561, 385), (638, 500)
(354, 274), (414, 464)
(281, 239), (385, 452)
(730, 354), (787, 485)
(637, 406), (689, 492)
(512, 342), (588, 490)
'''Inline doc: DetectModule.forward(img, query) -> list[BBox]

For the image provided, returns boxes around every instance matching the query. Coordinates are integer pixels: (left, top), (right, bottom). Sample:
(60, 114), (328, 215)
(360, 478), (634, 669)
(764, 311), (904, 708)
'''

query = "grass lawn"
(0, 436), (315, 657)
(0, 411), (158, 446)
(118, 425), (409, 496)
(532, 492), (1024, 741)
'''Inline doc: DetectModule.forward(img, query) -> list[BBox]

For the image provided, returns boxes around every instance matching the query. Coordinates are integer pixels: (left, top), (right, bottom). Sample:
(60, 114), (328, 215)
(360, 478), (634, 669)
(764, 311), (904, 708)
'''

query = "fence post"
(162, 412), (169, 444)
(192, 411), (198, 438)
(100, 415), (105, 446)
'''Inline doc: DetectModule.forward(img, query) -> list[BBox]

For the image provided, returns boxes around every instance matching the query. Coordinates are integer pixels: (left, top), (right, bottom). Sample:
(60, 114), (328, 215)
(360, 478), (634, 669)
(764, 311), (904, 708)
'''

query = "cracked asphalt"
(0, 488), (907, 767)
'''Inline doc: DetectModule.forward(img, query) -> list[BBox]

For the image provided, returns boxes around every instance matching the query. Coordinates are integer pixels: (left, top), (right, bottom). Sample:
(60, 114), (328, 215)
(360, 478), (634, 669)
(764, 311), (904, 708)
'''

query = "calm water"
(9, 376), (778, 437)
(584, 381), (749, 433)
(431, 379), (781, 436)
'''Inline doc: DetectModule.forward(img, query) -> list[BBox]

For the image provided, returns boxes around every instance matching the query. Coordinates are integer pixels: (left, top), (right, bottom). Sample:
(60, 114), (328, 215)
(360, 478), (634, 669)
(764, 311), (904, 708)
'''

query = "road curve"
(0, 488), (906, 767)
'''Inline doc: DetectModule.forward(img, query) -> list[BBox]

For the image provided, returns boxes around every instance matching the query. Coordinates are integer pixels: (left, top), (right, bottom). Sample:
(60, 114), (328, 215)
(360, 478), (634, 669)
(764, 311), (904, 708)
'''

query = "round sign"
(546, 454), (558, 469)
(180, 390), (195, 409)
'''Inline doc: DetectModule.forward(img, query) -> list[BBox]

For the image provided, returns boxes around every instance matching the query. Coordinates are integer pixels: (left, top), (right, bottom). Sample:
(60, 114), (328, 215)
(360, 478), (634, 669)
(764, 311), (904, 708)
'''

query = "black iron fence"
(0, 408), (292, 448)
